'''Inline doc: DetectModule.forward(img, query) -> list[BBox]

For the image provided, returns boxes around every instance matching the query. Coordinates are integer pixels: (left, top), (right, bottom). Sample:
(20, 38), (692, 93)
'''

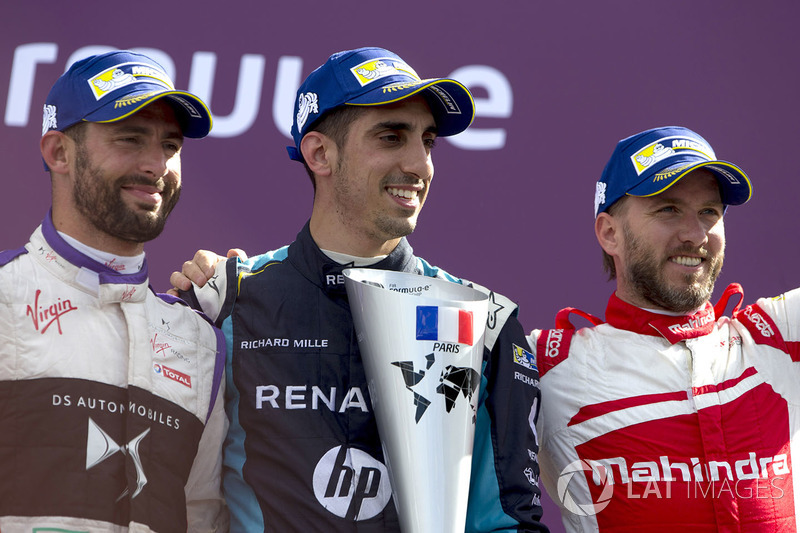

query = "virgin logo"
(104, 258), (126, 272)
(151, 333), (171, 356)
(121, 286), (137, 302)
(26, 289), (78, 335)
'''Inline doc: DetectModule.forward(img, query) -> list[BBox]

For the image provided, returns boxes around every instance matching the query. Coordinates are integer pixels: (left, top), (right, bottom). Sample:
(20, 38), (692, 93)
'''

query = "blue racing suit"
(183, 222), (547, 532)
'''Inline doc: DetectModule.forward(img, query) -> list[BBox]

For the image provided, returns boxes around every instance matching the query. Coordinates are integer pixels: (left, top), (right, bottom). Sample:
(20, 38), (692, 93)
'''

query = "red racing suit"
(530, 284), (800, 532)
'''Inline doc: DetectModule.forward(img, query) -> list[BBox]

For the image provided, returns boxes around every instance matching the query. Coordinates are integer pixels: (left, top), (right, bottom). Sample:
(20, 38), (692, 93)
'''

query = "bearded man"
(531, 126), (800, 532)
(0, 50), (228, 532)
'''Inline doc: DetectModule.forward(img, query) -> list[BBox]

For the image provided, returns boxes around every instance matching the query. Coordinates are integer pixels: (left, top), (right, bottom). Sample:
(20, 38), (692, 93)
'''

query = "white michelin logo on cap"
(349, 58), (419, 87)
(87, 62), (174, 101)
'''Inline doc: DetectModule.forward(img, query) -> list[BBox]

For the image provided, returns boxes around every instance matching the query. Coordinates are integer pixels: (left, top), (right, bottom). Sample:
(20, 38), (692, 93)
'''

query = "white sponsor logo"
(667, 312), (714, 334)
(545, 330), (564, 357)
(594, 181), (607, 214)
(586, 452), (790, 485)
(255, 385), (369, 412)
(296, 91), (318, 133)
(312, 446), (392, 520)
(744, 307), (774, 338)
(41, 103), (57, 134)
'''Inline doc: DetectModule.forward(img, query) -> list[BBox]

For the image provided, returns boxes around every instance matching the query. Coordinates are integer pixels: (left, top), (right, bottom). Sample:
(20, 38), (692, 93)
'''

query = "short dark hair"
(62, 121), (87, 144)
(301, 105), (366, 189)
(45, 122), (87, 177)
(601, 196), (629, 280)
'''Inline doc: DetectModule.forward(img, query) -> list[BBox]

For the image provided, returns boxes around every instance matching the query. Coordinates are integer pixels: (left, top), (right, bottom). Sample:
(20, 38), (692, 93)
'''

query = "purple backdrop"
(3, 1), (799, 529)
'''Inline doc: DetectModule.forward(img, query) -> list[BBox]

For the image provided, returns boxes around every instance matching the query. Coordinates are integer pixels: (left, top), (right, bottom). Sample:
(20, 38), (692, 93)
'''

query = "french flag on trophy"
(344, 268), (489, 533)
(415, 305), (474, 345)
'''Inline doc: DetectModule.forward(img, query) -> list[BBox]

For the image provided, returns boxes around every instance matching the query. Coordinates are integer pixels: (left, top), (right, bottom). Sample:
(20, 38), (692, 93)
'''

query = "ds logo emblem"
(312, 445), (392, 521)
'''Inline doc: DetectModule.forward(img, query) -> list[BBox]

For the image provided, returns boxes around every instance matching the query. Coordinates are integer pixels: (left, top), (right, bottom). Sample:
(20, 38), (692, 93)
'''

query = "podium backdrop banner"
(344, 268), (489, 532)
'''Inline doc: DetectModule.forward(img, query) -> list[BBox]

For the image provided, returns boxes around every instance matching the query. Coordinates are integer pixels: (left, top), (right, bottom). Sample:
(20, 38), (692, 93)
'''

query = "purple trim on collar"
(0, 247), (27, 267)
(207, 326), (226, 422)
(42, 212), (149, 285)
(157, 291), (184, 306)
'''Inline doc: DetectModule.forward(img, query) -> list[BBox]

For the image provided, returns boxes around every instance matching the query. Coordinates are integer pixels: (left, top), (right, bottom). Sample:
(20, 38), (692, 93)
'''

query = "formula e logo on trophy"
(557, 459), (614, 516)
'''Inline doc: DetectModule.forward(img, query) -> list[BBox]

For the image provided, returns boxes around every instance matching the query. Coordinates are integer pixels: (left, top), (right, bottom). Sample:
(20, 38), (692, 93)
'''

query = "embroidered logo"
(42, 104), (57, 135)
(744, 306), (774, 338)
(296, 92), (319, 133)
(105, 258), (125, 272)
(121, 286), (136, 302)
(150, 333), (172, 356)
(26, 289), (78, 335)
(594, 181), (607, 215)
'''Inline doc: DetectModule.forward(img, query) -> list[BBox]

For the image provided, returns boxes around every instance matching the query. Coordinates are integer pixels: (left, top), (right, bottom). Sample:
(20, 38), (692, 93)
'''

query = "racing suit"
(184, 222), (547, 532)
(530, 284), (800, 532)
(0, 214), (228, 533)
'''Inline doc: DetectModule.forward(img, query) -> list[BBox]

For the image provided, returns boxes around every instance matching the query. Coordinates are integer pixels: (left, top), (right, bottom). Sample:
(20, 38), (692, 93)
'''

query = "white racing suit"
(530, 283), (800, 532)
(0, 214), (228, 532)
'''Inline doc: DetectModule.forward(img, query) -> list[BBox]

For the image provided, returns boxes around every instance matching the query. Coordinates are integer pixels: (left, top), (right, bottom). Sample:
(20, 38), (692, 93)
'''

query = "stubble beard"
(72, 144), (180, 243)
(333, 157), (422, 243)
(623, 224), (723, 313)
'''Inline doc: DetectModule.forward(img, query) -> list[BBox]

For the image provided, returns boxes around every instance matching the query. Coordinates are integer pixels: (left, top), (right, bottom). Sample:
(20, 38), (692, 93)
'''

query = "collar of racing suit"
(604, 283), (745, 344)
(286, 221), (421, 298)
(37, 210), (150, 302)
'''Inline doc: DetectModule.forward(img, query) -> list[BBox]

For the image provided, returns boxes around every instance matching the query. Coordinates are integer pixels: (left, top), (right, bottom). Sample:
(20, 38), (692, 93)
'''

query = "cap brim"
(627, 160), (752, 206)
(346, 78), (475, 137)
(83, 86), (213, 138)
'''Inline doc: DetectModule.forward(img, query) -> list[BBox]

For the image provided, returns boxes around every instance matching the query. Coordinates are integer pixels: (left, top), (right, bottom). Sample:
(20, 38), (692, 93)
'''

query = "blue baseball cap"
(287, 46), (475, 162)
(42, 50), (212, 140)
(594, 126), (752, 217)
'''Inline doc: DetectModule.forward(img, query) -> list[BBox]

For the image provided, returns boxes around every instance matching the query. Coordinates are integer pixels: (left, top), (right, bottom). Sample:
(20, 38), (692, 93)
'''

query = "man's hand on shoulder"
(167, 248), (247, 296)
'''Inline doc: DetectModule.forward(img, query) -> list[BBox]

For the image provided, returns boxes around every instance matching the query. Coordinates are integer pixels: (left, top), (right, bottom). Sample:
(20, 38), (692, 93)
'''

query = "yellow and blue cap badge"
(287, 46), (475, 162)
(594, 126), (752, 217)
(42, 50), (212, 140)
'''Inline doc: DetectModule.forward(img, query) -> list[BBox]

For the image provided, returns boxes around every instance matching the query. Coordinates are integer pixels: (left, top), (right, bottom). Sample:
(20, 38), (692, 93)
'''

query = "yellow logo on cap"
(114, 91), (159, 109)
(654, 163), (692, 182)
(350, 58), (420, 87)
(87, 62), (174, 101)
(630, 136), (715, 176)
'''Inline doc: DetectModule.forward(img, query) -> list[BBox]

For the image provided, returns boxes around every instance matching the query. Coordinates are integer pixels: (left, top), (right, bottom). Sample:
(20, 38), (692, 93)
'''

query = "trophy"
(344, 268), (489, 532)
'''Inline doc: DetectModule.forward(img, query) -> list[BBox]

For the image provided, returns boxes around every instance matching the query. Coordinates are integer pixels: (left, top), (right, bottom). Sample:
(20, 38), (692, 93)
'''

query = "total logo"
(312, 446), (393, 521)
(153, 363), (192, 388)
(557, 459), (614, 517)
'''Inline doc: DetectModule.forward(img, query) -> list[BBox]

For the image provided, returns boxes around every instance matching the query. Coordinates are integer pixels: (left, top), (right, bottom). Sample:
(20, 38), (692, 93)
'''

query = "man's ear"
(40, 131), (70, 174)
(300, 131), (336, 178)
(595, 211), (622, 257)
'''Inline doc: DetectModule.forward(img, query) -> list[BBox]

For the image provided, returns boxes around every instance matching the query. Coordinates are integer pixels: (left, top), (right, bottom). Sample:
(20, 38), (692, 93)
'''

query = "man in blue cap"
(171, 47), (547, 532)
(0, 51), (227, 531)
(531, 127), (800, 531)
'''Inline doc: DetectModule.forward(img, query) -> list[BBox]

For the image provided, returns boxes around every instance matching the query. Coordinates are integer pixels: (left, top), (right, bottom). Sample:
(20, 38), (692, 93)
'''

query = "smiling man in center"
(171, 46), (548, 532)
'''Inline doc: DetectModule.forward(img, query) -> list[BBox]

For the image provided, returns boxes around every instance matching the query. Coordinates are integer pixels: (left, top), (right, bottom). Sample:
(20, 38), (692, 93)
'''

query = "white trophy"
(344, 268), (489, 532)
